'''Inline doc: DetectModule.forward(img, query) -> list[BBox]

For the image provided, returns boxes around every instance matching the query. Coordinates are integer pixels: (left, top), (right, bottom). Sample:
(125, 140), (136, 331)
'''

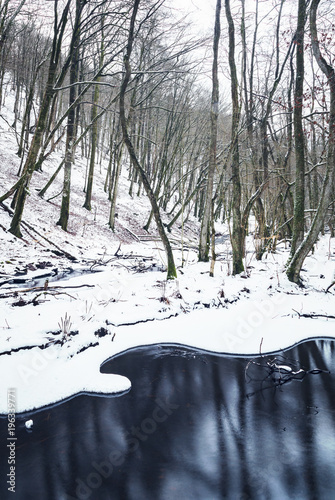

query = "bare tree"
(57, 0), (84, 231)
(119, 0), (177, 279)
(0, 0), (26, 106)
(287, 0), (335, 283)
(198, 0), (221, 272)
(225, 0), (244, 275)
(7, 0), (72, 238)
(290, 0), (307, 256)
(83, 13), (105, 212)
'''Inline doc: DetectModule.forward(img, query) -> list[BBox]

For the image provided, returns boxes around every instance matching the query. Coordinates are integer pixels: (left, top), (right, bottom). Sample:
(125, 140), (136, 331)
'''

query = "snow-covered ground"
(0, 79), (335, 414)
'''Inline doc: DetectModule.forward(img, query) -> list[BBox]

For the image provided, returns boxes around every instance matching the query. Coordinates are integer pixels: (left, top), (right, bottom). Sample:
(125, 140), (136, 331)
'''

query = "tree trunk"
(83, 83), (99, 211)
(9, 81), (57, 237)
(199, 0), (221, 264)
(83, 21), (105, 212)
(120, 0), (177, 280)
(290, 0), (306, 256)
(57, 0), (82, 231)
(109, 139), (123, 231)
(287, 0), (335, 283)
(225, 0), (244, 275)
(7, 0), (72, 237)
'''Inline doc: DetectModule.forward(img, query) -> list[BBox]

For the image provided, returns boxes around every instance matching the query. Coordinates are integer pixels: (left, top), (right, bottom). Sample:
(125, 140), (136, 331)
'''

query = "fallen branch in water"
(245, 351), (330, 398)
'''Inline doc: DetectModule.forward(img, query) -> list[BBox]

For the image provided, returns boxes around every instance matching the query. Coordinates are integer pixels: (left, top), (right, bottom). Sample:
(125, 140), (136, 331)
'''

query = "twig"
(33, 290), (77, 301)
(259, 337), (263, 355)
(326, 281), (335, 293)
(292, 309), (335, 320)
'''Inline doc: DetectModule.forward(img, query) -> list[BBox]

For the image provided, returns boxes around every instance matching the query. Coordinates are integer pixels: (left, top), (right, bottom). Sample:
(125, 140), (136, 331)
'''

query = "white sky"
(167, 0), (217, 36)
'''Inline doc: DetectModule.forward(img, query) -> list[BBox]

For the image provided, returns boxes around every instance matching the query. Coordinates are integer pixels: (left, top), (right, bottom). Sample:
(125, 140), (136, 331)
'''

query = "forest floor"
(0, 81), (335, 414)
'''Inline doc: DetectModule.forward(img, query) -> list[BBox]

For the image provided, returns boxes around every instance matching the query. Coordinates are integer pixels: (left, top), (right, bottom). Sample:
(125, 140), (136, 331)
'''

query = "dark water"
(1, 339), (335, 500)
(1, 267), (101, 289)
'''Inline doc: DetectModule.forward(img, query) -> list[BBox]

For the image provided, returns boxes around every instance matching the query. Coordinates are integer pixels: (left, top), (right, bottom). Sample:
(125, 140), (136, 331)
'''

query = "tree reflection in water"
(0, 339), (334, 500)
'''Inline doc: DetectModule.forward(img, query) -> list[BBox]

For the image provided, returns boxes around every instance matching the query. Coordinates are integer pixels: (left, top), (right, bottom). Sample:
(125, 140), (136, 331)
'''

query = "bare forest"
(1, 0), (334, 284)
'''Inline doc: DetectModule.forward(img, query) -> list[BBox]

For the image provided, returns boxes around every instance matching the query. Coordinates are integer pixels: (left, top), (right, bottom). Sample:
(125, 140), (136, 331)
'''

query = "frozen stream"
(1, 339), (334, 500)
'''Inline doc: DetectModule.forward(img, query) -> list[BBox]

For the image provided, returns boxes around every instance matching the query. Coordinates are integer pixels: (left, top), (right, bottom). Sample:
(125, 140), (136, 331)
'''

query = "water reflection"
(1, 339), (335, 500)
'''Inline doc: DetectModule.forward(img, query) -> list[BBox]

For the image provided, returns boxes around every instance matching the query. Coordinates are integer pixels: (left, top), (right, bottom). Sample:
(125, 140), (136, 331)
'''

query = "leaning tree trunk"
(120, 0), (177, 279)
(287, 0), (335, 283)
(6, 0), (71, 238)
(9, 80), (57, 237)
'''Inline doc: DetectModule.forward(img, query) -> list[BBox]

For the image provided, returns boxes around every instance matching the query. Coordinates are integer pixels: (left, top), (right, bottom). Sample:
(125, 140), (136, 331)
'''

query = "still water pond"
(1, 339), (335, 500)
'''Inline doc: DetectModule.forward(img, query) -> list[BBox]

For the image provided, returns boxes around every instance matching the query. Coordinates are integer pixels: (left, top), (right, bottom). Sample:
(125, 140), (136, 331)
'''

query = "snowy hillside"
(0, 81), (335, 414)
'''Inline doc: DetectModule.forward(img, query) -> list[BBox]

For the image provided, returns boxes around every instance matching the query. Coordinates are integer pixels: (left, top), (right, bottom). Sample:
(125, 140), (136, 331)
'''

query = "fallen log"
(0, 202), (78, 261)
(0, 283), (95, 298)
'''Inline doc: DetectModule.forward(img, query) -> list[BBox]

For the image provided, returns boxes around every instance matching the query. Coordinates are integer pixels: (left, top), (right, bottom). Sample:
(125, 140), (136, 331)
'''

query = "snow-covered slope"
(0, 79), (335, 414)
